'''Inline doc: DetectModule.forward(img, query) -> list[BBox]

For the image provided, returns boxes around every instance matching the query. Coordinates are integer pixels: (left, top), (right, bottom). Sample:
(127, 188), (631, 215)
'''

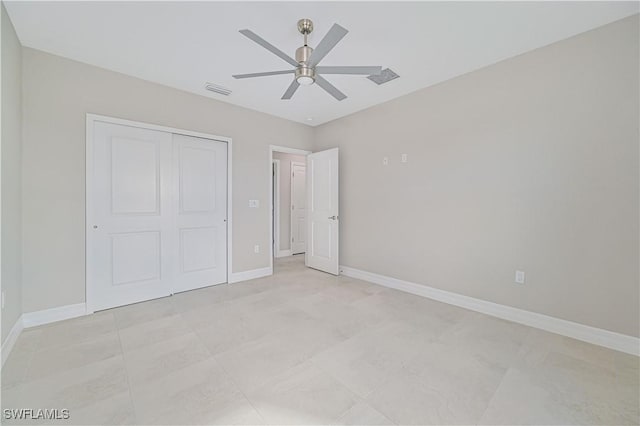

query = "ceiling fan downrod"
(296, 19), (315, 84)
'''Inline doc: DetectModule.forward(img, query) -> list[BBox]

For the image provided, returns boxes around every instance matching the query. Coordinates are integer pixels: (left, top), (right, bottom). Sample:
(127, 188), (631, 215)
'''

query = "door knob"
(328, 215), (338, 220)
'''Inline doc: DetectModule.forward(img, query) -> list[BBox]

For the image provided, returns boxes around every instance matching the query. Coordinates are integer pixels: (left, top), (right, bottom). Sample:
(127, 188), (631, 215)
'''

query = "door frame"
(269, 145), (311, 271)
(85, 113), (233, 313)
(272, 159), (281, 258)
(290, 161), (306, 255)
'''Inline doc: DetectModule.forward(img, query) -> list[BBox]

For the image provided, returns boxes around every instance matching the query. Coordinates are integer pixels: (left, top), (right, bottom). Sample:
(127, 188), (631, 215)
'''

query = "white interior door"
(172, 134), (227, 292)
(291, 161), (306, 254)
(90, 122), (173, 311)
(306, 148), (339, 275)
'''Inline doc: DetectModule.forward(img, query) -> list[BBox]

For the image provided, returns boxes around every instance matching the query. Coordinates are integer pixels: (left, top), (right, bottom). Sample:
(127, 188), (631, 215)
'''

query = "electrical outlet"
(254, 245), (260, 254)
(515, 270), (525, 284)
(401, 154), (408, 163)
(383, 157), (389, 166)
(249, 200), (259, 208)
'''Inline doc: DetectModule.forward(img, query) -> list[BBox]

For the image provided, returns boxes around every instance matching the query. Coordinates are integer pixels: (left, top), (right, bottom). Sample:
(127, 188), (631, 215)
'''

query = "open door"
(305, 148), (339, 275)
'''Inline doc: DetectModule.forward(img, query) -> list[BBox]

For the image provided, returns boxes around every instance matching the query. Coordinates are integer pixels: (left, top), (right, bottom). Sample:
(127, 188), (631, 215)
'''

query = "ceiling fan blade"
(316, 66), (382, 75)
(307, 24), (349, 67)
(281, 79), (300, 100)
(315, 76), (347, 101)
(233, 70), (295, 79)
(239, 29), (299, 67)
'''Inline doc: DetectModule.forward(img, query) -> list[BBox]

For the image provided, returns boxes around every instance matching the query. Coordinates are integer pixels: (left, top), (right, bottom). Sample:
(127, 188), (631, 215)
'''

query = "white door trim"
(290, 161), (306, 255)
(272, 159), (281, 257)
(270, 145), (311, 156)
(269, 145), (311, 270)
(86, 114), (233, 313)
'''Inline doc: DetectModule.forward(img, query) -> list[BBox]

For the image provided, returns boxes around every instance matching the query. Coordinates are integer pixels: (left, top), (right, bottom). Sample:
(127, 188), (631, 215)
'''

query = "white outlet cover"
(515, 270), (525, 284)
(254, 244), (260, 253)
(249, 200), (259, 208)
(383, 157), (389, 166)
(401, 154), (408, 163)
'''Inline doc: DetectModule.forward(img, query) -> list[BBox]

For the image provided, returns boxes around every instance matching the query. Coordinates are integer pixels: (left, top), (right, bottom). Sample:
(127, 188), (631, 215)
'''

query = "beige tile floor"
(2, 256), (638, 425)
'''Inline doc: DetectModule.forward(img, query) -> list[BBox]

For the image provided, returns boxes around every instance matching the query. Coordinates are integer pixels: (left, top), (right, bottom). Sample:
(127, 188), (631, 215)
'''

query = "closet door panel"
(89, 122), (173, 311)
(172, 133), (228, 292)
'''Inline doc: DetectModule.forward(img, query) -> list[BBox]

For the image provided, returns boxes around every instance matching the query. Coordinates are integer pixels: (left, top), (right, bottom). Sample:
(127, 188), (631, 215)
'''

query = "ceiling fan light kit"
(296, 67), (315, 85)
(232, 18), (385, 101)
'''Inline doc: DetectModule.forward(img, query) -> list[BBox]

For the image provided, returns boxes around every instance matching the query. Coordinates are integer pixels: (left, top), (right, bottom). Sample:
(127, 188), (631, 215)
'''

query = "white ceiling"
(5, 1), (638, 126)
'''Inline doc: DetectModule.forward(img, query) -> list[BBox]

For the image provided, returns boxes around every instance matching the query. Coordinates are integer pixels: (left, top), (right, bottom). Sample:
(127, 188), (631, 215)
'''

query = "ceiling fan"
(232, 19), (382, 101)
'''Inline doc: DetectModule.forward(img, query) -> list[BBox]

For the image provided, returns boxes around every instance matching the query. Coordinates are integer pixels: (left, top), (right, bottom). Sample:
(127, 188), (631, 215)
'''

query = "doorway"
(270, 146), (310, 264)
(269, 145), (340, 275)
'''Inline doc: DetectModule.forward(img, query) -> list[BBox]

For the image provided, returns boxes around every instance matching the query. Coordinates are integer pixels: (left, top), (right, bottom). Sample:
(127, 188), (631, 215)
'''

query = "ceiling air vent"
(205, 82), (232, 96)
(367, 68), (399, 85)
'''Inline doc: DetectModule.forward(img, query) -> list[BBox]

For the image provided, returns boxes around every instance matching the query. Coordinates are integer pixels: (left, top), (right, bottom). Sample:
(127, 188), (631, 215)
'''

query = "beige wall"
(21, 48), (314, 313)
(10, 13), (640, 339)
(1, 2), (23, 342)
(314, 15), (640, 337)
(273, 152), (306, 252)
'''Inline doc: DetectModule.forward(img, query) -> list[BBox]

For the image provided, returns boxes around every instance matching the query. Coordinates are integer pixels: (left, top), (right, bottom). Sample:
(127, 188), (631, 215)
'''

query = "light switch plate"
(383, 157), (389, 166)
(515, 270), (525, 284)
(401, 154), (408, 163)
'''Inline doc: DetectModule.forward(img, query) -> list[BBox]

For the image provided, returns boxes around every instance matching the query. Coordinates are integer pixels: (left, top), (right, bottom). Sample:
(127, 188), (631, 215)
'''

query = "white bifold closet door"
(89, 122), (227, 312)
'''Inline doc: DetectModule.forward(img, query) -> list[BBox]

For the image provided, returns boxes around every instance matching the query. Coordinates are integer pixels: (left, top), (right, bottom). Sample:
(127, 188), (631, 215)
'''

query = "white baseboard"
(229, 267), (273, 284)
(276, 250), (292, 258)
(22, 303), (88, 328)
(340, 265), (640, 356)
(1, 315), (24, 367)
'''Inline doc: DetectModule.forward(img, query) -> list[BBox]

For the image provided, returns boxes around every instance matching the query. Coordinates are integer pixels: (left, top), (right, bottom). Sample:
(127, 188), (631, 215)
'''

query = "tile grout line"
(474, 326), (534, 425)
(474, 365), (512, 425)
(212, 355), (269, 425)
(178, 300), (269, 424)
(310, 355), (370, 425)
(18, 331), (41, 386)
(187, 313), (270, 425)
(113, 312), (140, 425)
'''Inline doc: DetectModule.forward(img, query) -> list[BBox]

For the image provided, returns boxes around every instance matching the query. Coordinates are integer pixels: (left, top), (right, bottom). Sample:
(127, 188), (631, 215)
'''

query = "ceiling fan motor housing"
(296, 45), (313, 64)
